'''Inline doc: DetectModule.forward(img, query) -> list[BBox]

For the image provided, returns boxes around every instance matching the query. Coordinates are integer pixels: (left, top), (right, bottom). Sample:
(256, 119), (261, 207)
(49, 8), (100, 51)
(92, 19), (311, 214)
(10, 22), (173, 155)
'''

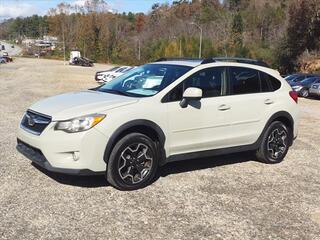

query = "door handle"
(218, 104), (231, 111)
(264, 99), (274, 105)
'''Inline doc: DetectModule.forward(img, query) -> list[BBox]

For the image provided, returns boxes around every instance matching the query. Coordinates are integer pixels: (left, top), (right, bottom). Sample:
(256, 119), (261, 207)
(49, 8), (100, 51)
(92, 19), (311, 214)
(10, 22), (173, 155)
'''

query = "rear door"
(219, 66), (274, 146)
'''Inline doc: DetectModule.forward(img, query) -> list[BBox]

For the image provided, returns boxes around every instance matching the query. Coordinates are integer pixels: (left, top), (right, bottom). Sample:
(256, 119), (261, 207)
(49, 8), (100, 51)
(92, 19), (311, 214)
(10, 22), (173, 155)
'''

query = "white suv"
(17, 58), (299, 190)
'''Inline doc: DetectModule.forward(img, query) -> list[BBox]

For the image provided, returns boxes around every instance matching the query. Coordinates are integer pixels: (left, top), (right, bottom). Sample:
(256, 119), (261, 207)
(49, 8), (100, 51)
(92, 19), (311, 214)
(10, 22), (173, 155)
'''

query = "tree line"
(0, 0), (319, 73)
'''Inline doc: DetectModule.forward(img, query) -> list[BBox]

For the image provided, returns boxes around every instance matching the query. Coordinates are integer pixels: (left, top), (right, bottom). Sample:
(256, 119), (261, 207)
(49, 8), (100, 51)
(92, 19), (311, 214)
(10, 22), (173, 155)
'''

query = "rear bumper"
(17, 139), (104, 175)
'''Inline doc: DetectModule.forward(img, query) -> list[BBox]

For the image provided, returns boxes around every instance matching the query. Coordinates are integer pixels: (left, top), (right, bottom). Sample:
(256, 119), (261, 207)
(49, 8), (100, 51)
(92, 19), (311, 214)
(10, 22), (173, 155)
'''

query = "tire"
(106, 133), (159, 190)
(256, 121), (291, 164)
(301, 89), (309, 98)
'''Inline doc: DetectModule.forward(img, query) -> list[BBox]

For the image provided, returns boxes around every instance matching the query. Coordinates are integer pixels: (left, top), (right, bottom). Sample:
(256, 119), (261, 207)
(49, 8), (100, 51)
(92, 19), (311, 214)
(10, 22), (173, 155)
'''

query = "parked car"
(17, 57), (299, 190)
(0, 57), (6, 64)
(95, 67), (121, 82)
(71, 57), (93, 67)
(2, 56), (13, 62)
(1, 45), (5, 50)
(309, 81), (320, 98)
(69, 50), (94, 67)
(102, 66), (135, 82)
(285, 73), (318, 83)
(290, 77), (320, 97)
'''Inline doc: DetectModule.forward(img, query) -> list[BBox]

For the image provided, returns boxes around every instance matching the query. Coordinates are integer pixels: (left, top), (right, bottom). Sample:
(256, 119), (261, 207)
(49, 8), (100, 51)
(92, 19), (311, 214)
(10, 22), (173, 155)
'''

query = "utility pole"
(137, 38), (141, 61)
(62, 23), (66, 65)
(190, 22), (203, 58)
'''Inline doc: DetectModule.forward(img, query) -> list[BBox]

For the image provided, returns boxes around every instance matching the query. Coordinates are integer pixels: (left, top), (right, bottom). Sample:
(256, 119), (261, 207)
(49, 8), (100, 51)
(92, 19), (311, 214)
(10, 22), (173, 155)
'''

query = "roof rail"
(201, 57), (270, 68)
(155, 57), (203, 62)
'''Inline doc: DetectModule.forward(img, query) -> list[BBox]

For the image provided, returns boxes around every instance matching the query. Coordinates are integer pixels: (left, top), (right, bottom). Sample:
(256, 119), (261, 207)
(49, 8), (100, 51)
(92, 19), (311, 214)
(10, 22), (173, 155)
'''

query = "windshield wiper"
(97, 88), (149, 98)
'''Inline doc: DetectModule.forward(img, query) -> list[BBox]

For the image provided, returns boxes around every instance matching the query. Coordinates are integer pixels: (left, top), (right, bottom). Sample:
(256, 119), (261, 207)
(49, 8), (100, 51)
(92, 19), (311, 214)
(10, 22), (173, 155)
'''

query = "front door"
(164, 67), (231, 156)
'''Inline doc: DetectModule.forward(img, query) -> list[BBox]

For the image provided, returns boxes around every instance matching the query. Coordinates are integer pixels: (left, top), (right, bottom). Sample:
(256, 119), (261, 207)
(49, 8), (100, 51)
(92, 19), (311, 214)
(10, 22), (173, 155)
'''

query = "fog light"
(72, 151), (80, 161)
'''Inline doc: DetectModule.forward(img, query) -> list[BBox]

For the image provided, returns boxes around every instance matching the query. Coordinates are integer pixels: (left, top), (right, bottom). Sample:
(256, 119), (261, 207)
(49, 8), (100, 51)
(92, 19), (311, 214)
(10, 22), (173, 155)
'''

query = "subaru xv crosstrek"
(17, 57), (299, 190)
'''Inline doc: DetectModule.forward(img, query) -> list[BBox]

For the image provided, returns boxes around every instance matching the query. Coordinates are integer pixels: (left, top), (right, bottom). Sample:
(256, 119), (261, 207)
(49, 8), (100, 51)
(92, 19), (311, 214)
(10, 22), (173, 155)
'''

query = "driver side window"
(163, 67), (226, 102)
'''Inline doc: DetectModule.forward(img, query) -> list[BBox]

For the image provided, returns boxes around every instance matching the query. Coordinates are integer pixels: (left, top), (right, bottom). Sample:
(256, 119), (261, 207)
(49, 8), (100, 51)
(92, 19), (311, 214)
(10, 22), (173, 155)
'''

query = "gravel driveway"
(0, 58), (320, 240)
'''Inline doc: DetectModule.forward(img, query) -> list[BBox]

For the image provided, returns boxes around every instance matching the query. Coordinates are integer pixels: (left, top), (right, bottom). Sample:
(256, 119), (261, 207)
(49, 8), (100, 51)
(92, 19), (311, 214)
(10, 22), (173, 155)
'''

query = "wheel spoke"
(267, 128), (288, 159)
(118, 143), (153, 185)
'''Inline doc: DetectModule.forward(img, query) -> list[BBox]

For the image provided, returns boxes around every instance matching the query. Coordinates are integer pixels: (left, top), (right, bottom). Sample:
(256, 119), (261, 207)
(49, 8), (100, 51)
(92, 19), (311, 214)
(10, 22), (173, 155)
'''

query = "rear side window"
(260, 72), (281, 92)
(229, 67), (260, 94)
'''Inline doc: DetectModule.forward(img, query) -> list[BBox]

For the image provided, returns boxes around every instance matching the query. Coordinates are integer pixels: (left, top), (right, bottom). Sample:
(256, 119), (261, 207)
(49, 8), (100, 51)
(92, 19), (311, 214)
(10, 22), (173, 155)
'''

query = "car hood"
(29, 90), (139, 121)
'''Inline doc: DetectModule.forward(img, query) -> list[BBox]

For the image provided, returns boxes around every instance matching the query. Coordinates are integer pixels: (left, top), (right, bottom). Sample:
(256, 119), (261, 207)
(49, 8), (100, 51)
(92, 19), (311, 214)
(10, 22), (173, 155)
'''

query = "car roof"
(150, 59), (281, 78)
(150, 60), (202, 67)
(151, 57), (270, 68)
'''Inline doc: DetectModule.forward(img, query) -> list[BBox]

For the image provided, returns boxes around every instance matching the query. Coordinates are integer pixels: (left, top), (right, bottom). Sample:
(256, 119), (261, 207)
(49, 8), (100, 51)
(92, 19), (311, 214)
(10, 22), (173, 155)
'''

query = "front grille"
(21, 110), (51, 135)
(17, 139), (47, 164)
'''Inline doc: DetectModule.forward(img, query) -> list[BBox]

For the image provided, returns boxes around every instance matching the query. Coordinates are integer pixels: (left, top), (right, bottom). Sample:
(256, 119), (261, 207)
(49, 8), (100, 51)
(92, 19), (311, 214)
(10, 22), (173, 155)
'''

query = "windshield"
(108, 67), (120, 71)
(285, 75), (298, 81)
(96, 64), (192, 97)
(301, 77), (318, 85)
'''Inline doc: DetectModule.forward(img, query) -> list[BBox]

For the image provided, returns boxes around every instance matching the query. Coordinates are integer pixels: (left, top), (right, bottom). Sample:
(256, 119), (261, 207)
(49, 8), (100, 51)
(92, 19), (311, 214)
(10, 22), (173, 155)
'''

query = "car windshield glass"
(96, 64), (192, 97)
(285, 75), (298, 81)
(292, 75), (306, 82)
(301, 77), (316, 84)
(108, 67), (120, 71)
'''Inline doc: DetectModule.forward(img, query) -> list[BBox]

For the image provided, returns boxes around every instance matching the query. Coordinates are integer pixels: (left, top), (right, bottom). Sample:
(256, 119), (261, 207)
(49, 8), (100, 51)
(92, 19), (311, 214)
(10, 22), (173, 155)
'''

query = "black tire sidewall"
(260, 121), (290, 163)
(107, 133), (158, 190)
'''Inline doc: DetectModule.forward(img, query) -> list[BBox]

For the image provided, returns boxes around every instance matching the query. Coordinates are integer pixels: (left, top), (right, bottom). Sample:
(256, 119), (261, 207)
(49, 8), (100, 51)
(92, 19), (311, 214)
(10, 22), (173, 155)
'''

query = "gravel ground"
(0, 58), (320, 240)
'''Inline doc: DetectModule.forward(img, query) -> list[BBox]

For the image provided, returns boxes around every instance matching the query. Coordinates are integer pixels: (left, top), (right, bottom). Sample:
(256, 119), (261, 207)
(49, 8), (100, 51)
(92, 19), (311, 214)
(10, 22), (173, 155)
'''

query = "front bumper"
(17, 122), (108, 175)
(17, 140), (103, 175)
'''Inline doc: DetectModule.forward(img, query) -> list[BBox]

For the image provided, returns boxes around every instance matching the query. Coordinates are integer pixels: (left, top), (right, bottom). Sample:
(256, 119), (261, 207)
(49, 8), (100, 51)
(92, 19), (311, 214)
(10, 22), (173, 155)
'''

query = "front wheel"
(256, 121), (291, 164)
(106, 133), (158, 190)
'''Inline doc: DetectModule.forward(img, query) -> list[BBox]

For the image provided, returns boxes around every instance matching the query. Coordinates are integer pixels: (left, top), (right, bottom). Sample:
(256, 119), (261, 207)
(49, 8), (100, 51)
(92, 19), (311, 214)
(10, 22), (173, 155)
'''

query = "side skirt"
(166, 143), (258, 163)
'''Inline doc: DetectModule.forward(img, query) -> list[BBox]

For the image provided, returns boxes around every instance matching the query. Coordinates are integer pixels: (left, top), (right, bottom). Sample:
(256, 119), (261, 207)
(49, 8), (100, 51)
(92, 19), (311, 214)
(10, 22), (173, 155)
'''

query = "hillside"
(0, 0), (319, 73)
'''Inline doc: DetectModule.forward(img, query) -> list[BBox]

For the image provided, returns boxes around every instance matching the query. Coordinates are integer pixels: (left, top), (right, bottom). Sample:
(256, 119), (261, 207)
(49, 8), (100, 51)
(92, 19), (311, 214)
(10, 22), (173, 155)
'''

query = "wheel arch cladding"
(103, 120), (166, 165)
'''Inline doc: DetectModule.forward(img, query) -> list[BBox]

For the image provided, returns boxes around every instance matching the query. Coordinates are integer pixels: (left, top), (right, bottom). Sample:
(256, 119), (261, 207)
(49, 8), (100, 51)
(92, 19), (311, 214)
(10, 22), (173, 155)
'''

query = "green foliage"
(231, 12), (243, 47)
(8, 15), (48, 38)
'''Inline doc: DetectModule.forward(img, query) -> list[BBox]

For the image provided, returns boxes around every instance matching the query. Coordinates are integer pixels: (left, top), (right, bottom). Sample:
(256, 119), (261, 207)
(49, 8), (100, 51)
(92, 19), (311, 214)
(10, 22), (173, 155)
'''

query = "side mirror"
(180, 87), (202, 108)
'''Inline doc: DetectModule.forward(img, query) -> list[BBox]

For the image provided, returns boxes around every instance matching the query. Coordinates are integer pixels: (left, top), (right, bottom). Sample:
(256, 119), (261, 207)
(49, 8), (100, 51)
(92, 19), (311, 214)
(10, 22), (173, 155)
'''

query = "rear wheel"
(106, 133), (158, 190)
(256, 121), (290, 164)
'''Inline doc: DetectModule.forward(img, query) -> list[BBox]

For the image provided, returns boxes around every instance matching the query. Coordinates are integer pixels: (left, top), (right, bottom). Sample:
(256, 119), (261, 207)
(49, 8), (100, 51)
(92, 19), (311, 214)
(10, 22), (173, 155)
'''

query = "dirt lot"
(0, 57), (320, 240)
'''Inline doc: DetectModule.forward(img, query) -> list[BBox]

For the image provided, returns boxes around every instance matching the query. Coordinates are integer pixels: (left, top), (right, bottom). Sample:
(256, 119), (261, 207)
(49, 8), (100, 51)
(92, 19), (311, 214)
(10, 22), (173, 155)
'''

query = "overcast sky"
(0, 0), (174, 20)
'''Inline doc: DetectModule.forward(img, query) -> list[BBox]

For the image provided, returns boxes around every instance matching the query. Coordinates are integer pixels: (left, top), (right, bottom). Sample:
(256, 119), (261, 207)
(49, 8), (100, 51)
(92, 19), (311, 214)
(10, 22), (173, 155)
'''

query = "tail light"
(289, 91), (298, 103)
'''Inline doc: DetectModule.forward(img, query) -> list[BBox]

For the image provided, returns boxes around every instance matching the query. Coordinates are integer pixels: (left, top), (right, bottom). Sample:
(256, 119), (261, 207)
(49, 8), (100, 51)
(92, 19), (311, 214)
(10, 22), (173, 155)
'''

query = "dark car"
(285, 73), (318, 83)
(3, 56), (13, 62)
(290, 77), (320, 97)
(0, 57), (6, 64)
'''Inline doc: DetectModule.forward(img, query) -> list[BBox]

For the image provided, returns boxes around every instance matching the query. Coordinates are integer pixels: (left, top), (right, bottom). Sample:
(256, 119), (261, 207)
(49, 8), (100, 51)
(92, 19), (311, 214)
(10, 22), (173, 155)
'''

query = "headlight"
(55, 114), (106, 133)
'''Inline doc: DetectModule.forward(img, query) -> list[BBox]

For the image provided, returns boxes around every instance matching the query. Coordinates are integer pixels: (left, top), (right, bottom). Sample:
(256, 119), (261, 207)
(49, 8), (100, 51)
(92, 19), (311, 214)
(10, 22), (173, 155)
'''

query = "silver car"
(309, 81), (320, 97)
